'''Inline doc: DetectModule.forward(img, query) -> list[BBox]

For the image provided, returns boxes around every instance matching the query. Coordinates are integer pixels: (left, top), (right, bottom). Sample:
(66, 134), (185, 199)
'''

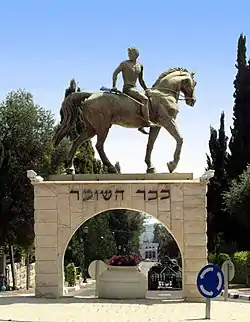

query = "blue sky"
(1, 1), (250, 177)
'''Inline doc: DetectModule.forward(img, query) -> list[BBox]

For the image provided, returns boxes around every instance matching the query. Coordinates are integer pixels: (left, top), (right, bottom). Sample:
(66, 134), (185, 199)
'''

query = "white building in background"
(139, 242), (159, 261)
(139, 222), (159, 261)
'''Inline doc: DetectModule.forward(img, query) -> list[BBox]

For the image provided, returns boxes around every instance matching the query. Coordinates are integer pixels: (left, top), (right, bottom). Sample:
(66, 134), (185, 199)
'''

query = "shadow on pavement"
(0, 295), (184, 306)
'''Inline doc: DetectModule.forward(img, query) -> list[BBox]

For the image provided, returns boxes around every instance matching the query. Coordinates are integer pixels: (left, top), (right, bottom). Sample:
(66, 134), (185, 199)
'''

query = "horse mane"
(152, 67), (190, 88)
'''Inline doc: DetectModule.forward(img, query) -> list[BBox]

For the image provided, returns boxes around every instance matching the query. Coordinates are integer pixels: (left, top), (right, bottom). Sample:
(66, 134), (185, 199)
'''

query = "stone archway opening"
(63, 209), (184, 299)
(32, 173), (207, 302)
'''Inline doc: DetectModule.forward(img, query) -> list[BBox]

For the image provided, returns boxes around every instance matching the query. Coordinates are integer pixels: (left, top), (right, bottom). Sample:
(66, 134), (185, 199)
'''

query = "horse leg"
(162, 119), (183, 173)
(95, 128), (117, 173)
(144, 127), (161, 173)
(67, 127), (96, 168)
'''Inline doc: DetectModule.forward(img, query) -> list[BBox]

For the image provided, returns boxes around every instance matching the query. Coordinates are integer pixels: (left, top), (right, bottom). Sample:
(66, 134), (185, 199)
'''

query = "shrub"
(65, 263), (77, 287)
(233, 251), (250, 266)
(208, 253), (216, 264)
(216, 253), (231, 267)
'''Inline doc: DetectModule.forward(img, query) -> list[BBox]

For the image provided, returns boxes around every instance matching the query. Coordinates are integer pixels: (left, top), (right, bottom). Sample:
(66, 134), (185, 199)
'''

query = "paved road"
(0, 296), (249, 321)
(71, 279), (182, 300)
(139, 260), (156, 276)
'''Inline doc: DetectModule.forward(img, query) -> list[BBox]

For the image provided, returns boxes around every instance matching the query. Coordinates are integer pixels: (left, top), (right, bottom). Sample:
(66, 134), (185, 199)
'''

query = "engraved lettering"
(136, 189), (146, 200)
(70, 189), (80, 200)
(101, 189), (112, 200)
(160, 189), (170, 200)
(148, 190), (158, 201)
(115, 189), (125, 200)
(82, 189), (93, 201)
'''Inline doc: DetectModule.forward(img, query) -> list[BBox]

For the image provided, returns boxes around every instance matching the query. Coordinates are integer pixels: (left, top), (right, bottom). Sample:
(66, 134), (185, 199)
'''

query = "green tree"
(0, 89), (68, 249)
(223, 171), (250, 250)
(226, 33), (250, 180)
(106, 210), (146, 254)
(0, 143), (12, 245)
(153, 223), (179, 259)
(83, 215), (117, 270)
(206, 112), (229, 252)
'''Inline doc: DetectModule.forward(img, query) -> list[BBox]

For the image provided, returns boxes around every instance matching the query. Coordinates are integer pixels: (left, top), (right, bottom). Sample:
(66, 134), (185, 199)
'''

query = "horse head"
(152, 67), (197, 107)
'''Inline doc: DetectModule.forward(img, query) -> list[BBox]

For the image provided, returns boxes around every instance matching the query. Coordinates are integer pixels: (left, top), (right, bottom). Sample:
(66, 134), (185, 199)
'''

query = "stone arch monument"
(31, 172), (207, 302)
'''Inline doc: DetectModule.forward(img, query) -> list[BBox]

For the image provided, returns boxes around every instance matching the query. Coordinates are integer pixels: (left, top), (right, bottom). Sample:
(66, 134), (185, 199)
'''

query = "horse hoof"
(167, 161), (176, 173)
(147, 167), (156, 173)
(107, 166), (118, 174)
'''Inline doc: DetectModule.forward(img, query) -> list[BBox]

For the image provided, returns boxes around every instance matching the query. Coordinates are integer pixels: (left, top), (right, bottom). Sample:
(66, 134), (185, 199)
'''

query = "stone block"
(120, 183), (132, 208)
(170, 184), (183, 202)
(36, 273), (59, 287)
(35, 222), (57, 236)
(35, 210), (57, 223)
(184, 220), (206, 234)
(171, 201), (183, 220)
(131, 196), (145, 212)
(34, 185), (56, 197)
(158, 211), (171, 228)
(183, 183), (206, 196)
(55, 184), (70, 194)
(69, 195), (83, 213)
(183, 284), (204, 302)
(183, 195), (205, 207)
(35, 197), (57, 210)
(35, 285), (61, 298)
(184, 233), (207, 246)
(185, 258), (207, 272)
(184, 246), (207, 259)
(145, 200), (158, 217)
(131, 183), (145, 199)
(35, 235), (57, 248)
(184, 272), (197, 285)
(57, 194), (70, 228)
(71, 212), (86, 232)
(183, 206), (206, 221)
(36, 260), (58, 274)
(170, 220), (183, 250)
(58, 227), (71, 255)
(36, 247), (57, 261)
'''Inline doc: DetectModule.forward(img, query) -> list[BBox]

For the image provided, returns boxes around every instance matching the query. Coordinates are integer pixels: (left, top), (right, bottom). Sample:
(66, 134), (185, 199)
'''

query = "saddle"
(100, 86), (144, 106)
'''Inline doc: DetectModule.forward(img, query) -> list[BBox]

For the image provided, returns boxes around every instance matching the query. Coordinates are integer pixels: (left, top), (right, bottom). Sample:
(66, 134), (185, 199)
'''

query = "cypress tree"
(206, 112), (229, 252)
(226, 34), (250, 179)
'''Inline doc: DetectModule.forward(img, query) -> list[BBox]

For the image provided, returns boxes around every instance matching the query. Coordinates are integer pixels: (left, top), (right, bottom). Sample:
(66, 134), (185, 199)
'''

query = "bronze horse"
(53, 68), (196, 173)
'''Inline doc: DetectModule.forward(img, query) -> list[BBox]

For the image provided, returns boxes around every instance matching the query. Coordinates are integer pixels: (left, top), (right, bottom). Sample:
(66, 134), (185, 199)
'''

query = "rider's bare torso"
(120, 60), (142, 89)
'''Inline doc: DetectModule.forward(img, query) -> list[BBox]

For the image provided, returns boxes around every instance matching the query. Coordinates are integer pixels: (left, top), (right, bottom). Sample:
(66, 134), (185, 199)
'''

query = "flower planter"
(98, 265), (147, 299)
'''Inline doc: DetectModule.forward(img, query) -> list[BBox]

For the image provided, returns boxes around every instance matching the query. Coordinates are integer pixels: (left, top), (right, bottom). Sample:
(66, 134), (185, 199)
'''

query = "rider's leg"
(127, 88), (159, 130)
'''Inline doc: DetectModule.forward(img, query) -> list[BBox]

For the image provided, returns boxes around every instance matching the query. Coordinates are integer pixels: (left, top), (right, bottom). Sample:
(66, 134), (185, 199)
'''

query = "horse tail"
(53, 92), (91, 147)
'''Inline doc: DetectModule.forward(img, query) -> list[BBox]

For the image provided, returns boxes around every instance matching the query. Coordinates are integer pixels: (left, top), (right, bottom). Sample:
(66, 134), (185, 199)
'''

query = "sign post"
(221, 260), (235, 301)
(197, 264), (224, 320)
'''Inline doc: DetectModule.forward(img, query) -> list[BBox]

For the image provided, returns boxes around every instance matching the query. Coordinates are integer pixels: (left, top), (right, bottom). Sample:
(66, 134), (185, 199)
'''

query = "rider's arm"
(138, 65), (147, 91)
(112, 62), (124, 88)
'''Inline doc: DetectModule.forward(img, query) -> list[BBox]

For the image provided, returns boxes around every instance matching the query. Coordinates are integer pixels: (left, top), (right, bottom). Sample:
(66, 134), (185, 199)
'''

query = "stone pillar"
(182, 183), (207, 302)
(34, 185), (61, 298)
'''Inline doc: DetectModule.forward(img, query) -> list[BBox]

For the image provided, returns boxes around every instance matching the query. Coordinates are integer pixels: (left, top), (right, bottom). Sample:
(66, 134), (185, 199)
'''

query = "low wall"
(6, 262), (35, 289)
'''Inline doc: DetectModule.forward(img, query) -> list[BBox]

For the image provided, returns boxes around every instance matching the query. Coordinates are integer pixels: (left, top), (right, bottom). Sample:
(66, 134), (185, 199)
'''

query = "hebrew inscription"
(70, 187), (170, 202)
(70, 189), (124, 201)
(136, 188), (170, 200)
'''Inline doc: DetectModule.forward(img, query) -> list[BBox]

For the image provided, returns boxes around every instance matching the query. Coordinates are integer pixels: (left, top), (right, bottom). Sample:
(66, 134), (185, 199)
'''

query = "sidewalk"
(221, 284), (250, 301)
(0, 279), (95, 297)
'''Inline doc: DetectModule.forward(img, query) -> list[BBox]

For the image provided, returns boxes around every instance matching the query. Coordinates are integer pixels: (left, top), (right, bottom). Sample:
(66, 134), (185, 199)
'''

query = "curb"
(221, 290), (250, 301)
(64, 280), (96, 294)
(64, 285), (80, 294)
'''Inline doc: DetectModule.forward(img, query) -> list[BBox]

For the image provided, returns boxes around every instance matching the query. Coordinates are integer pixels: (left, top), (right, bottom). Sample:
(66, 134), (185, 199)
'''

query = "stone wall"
(7, 262), (35, 289)
(32, 174), (207, 301)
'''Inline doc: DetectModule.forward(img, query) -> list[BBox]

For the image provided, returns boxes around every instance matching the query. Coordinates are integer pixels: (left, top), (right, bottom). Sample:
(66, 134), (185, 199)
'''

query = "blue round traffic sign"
(197, 264), (224, 299)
